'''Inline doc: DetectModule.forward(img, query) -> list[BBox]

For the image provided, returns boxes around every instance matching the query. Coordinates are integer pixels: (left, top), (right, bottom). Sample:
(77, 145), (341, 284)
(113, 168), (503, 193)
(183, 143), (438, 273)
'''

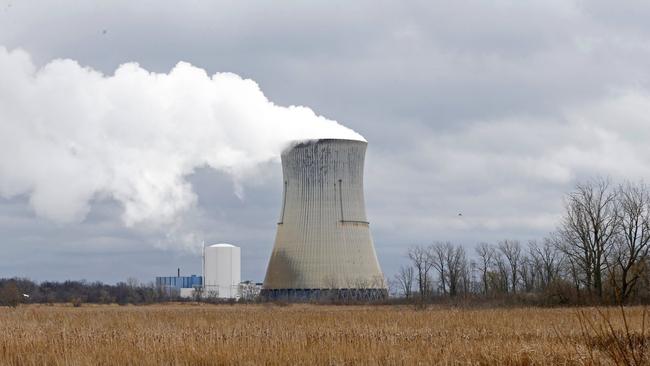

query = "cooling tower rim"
(282, 138), (367, 154)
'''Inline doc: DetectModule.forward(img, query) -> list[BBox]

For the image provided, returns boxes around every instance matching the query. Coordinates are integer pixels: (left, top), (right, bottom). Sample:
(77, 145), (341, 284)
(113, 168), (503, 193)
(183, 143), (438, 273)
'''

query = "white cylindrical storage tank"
(204, 243), (241, 298)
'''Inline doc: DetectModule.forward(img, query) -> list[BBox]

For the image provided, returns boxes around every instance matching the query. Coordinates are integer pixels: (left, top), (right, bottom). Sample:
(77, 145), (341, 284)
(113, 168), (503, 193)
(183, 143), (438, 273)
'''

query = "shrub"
(0, 281), (21, 307)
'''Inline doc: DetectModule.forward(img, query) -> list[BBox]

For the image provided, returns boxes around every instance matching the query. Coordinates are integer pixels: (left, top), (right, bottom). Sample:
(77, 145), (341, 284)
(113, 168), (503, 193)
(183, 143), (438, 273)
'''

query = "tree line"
(2, 178), (648, 307)
(0, 278), (176, 307)
(392, 179), (650, 305)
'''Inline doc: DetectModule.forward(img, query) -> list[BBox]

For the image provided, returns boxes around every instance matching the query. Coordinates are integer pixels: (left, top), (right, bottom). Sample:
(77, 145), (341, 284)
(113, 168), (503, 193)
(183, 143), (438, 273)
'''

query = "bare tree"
(609, 181), (650, 302)
(558, 179), (618, 299)
(462, 259), (474, 295)
(446, 244), (467, 297)
(430, 242), (450, 295)
(428, 242), (468, 297)
(529, 238), (563, 290)
(519, 256), (536, 293)
(492, 251), (510, 294)
(564, 255), (582, 297)
(408, 246), (434, 302)
(475, 242), (495, 295)
(498, 239), (522, 294)
(394, 266), (414, 299)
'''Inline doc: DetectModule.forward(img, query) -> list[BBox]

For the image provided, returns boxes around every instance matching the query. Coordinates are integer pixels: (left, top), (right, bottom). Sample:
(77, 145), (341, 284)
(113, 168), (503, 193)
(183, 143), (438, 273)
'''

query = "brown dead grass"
(0, 304), (647, 365)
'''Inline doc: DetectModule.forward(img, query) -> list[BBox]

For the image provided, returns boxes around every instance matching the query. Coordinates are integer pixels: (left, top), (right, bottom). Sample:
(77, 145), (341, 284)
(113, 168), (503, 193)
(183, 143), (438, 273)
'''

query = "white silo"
(262, 139), (387, 301)
(203, 243), (241, 298)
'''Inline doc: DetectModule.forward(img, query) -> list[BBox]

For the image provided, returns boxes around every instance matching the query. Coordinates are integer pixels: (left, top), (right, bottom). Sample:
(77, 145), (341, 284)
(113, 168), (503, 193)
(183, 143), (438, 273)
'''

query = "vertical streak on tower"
(261, 139), (386, 301)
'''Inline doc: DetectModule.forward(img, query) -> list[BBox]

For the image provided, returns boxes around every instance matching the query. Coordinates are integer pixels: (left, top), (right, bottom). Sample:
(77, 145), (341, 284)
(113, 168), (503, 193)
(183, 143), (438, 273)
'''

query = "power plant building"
(262, 139), (387, 300)
(155, 274), (202, 297)
(203, 243), (241, 299)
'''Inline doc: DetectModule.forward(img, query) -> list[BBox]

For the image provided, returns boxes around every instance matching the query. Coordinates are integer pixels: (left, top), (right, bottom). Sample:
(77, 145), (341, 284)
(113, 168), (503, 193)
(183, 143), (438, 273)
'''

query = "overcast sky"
(1, 0), (650, 284)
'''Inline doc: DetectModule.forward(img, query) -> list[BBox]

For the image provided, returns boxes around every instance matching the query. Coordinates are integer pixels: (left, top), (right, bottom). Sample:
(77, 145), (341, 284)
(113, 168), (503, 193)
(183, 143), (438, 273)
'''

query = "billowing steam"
(0, 47), (364, 226)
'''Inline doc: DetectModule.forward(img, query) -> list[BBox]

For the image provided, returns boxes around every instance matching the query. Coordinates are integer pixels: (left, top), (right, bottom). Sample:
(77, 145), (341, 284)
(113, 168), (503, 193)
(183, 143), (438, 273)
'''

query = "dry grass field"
(0, 304), (647, 365)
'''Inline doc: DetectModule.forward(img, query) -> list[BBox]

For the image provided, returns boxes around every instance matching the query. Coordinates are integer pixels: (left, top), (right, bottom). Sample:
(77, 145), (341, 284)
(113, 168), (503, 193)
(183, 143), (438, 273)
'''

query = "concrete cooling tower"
(261, 139), (387, 301)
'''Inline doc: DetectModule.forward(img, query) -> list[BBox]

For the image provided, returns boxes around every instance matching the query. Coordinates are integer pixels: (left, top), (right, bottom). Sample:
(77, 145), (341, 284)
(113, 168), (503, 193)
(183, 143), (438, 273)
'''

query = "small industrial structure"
(262, 139), (387, 301)
(154, 243), (242, 300)
(155, 271), (202, 298)
(203, 243), (241, 299)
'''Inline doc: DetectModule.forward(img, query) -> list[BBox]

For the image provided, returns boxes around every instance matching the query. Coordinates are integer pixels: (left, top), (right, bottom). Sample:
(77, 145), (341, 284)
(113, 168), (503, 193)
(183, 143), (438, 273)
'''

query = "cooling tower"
(261, 139), (387, 301)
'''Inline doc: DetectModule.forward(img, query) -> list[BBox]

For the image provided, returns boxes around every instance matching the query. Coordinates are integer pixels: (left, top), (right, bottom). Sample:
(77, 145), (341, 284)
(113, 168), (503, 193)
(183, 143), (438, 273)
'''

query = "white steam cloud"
(0, 47), (364, 225)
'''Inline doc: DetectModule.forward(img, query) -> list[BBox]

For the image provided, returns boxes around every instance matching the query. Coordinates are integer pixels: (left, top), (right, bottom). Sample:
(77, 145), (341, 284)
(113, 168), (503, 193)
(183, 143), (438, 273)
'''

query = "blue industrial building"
(155, 275), (203, 294)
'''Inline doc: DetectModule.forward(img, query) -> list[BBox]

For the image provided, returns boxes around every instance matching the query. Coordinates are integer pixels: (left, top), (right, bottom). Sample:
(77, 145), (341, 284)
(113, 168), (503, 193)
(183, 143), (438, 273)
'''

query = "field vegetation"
(1, 303), (648, 365)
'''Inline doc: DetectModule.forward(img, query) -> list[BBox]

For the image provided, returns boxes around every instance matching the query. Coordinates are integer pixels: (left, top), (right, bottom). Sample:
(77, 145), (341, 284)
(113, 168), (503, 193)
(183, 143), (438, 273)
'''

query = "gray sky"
(1, 0), (650, 283)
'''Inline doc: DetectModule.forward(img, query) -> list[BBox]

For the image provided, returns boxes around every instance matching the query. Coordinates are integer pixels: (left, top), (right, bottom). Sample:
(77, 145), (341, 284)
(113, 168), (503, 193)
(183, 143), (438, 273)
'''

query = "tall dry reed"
(1, 304), (647, 365)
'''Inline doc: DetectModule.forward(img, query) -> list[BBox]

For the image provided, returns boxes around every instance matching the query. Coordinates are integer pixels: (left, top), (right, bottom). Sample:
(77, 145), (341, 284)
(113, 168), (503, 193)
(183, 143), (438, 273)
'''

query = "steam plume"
(0, 47), (364, 225)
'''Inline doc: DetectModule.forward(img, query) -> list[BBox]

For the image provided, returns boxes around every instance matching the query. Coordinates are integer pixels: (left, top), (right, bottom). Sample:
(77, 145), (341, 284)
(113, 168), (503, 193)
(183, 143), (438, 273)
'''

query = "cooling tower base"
(260, 288), (388, 302)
